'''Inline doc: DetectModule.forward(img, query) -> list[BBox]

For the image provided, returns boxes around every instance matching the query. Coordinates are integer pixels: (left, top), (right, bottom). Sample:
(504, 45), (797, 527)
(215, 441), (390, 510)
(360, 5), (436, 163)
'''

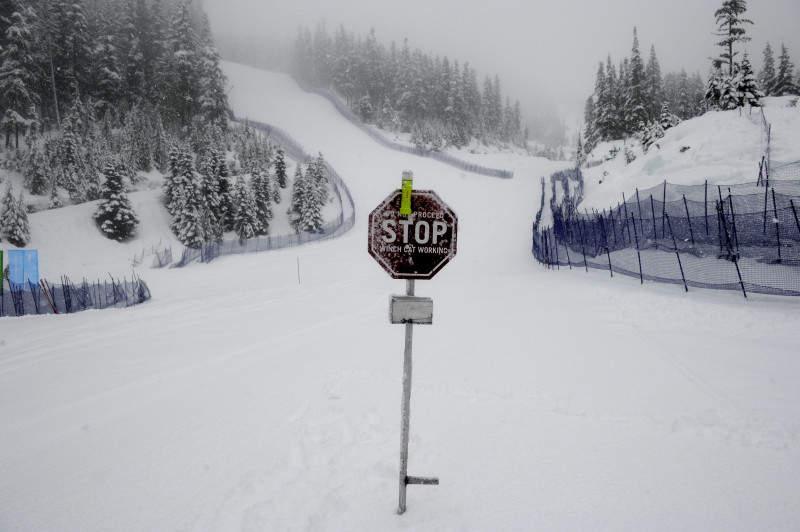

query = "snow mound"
(581, 104), (800, 210)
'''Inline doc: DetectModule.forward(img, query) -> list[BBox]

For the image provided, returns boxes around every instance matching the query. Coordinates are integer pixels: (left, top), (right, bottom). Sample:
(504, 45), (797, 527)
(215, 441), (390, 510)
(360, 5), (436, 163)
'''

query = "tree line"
(0, 0), (229, 148)
(0, 0), (333, 248)
(580, 0), (799, 164)
(291, 24), (527, 151)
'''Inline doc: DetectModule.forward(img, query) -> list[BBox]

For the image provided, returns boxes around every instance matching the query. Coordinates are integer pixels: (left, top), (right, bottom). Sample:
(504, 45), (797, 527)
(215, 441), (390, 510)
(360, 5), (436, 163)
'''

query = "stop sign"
(368, 189), (458, 280)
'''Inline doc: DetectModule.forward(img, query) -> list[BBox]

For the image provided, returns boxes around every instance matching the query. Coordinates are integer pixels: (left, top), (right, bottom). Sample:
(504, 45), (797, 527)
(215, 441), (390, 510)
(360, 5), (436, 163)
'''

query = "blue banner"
(7, 250), (38, 290)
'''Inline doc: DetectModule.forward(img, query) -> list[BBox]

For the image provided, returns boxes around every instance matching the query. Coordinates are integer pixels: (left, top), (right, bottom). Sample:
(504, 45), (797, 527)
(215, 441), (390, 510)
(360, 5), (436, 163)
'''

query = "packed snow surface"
(1, 62), (799, 531)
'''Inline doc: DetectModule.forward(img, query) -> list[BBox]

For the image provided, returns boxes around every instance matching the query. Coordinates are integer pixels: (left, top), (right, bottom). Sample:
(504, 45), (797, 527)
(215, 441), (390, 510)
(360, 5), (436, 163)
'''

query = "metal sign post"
(367, 171), (458, 515)
(396, 278), (438, 515)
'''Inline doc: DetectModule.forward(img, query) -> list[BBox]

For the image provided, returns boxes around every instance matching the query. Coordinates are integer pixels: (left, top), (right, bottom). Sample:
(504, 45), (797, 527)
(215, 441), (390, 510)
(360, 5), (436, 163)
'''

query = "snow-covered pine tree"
(772, 43), (799, 96)
(169, 152), (206, 248)
(164, 0), (201, 127)
(197, 153), (224, 242)
(0, 3), (38, 150)
(645, 45), (665, 121)
(210, 148), (234, 231)
(232, 174), (260, 242)
(705, 68), (725, 108)
(712, 0), (753, 76)
(299, 160), (324, 232)
(659, 104), (681, 130)
(151, 114), (170, 173)
(24, 121), (50, 195)
(1, 185), (31, 248)
(93, 160), (139, 242)
(596, 57), (619, 141)
(274, 146), (288, 189)
(575, 133), (586, 167)
(89, 27), (122, 114)
(719, 73), (740, 110)
(624, 28), (649, 135)
(250, 165), (273, 235)
(737, 54), (763, 108)
(288, 163), (307, 232)
(48, 181), (63, 209)
(163, 144), (182, 214)
(582, 96), (598, 155)
(760, 42), (777, 96)
(0, 182), (16, 231)
(197, 28), (229, 129)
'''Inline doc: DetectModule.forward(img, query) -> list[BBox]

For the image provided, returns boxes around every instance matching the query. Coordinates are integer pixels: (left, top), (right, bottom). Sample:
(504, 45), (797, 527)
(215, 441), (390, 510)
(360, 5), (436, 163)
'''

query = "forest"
(290, 24), (528, 152)
(580, 0), (799, 164)
(0, 0), (333, 247)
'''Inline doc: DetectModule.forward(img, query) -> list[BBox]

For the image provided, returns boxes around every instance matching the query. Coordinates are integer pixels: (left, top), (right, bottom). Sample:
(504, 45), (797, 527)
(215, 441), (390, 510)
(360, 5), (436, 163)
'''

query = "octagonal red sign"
(368, 189), (458, 280)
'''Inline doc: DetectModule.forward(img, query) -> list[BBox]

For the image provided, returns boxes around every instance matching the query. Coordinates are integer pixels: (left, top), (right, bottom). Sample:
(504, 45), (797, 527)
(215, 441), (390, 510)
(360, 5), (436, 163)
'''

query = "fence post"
(682, 194), (695, 246)
(622, 193), (632, 243)
(763, 182), (772, 235)
(705, 180), (709, 236)
(598, 211), (613, 277)
(609, 207), (618, 248)
(649, 195), (658, 246)
(665, 213), (688, 292)
(577, 212), (588, 272)
(661, 180), (667, 238)
(772, 189), (782, 263)
(631, 213), (643, 284)
(727, 190), (740, 252)
(791, 199), (800, 237)
(551, 227), (560, 269)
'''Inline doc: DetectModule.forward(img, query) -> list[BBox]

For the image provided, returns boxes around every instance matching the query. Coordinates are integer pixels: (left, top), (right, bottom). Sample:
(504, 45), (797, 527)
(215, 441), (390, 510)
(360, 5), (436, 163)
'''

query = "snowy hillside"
(581, 97), (800, 210)
(1, 63), (799, 531)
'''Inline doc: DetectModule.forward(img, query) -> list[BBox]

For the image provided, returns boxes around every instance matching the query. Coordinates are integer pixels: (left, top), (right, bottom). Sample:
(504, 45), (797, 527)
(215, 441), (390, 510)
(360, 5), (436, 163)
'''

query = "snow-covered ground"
(1, 62), (799, 531)
(581, 97), (800, 210)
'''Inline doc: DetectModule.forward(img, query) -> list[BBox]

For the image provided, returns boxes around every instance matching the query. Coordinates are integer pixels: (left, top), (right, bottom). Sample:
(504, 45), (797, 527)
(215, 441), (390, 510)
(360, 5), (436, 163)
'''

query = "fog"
(203, 0), (800, 136)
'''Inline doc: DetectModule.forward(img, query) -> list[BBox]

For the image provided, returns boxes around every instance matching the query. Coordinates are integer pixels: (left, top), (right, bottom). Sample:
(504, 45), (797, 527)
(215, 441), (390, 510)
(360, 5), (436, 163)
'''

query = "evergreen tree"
(644, 45), (664, 121)
(582, 96), (598, 154)
(93, 160), (139, 242)
(210, 148), (234, 230)
(659, 104), (681, 130)
(88, 16), (122, 114)
(24, 131), (49, 195)
(705, 67), (725, 108)
(169, 149), (205, 248)
(596, 57), (619, 140)
(1, 184), (30, 248)
(737, 53), (763, 107)
(0, 3), (38, 149)
(713, 0), (753, 76)
(197, 151), (224, 241)
(760, 42), (776, 96)
(575, 133), (586, 167)
(288, 163), (306, 232)
(232, 174), (260, 241)
(719, 73), (740, 110)
(274, 146), (288, 188)
(52, 0), (92, 101)
(48, 181), (62, 209)
(250, 165), (273, 235)
(197, 25), (229, 128)
(772, 43), (799, 96)
(164, 0), (200, 127)
(625, 28), (648, 134)
(0, 181), (16, 229)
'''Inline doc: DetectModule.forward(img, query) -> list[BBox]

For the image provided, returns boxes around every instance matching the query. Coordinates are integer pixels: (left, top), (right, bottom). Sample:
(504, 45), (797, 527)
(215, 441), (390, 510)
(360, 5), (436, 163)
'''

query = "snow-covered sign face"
(368, 189), (458, 280)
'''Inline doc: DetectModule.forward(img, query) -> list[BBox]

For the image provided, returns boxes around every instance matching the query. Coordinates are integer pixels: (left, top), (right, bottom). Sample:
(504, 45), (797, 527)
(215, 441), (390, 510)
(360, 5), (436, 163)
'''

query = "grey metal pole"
(398, 278), (414, 514)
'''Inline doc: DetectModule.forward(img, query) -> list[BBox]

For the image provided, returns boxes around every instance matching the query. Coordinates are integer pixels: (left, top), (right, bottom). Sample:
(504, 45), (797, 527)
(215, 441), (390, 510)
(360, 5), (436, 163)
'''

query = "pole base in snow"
(398, 475), (439, 514)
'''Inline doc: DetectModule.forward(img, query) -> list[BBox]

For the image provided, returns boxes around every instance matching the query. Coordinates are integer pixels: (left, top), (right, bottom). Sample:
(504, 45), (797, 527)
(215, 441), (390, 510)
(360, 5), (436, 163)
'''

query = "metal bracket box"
(389, 295), (433, 325)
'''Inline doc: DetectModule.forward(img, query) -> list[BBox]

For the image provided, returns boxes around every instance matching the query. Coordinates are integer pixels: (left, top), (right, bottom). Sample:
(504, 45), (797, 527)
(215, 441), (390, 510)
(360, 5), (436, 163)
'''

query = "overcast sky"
(203, 0), (800, 126)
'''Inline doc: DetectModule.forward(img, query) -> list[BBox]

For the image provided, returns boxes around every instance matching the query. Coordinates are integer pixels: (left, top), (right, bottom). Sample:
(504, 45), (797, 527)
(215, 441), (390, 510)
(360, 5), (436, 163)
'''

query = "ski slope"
(1, 62), (799, 531)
